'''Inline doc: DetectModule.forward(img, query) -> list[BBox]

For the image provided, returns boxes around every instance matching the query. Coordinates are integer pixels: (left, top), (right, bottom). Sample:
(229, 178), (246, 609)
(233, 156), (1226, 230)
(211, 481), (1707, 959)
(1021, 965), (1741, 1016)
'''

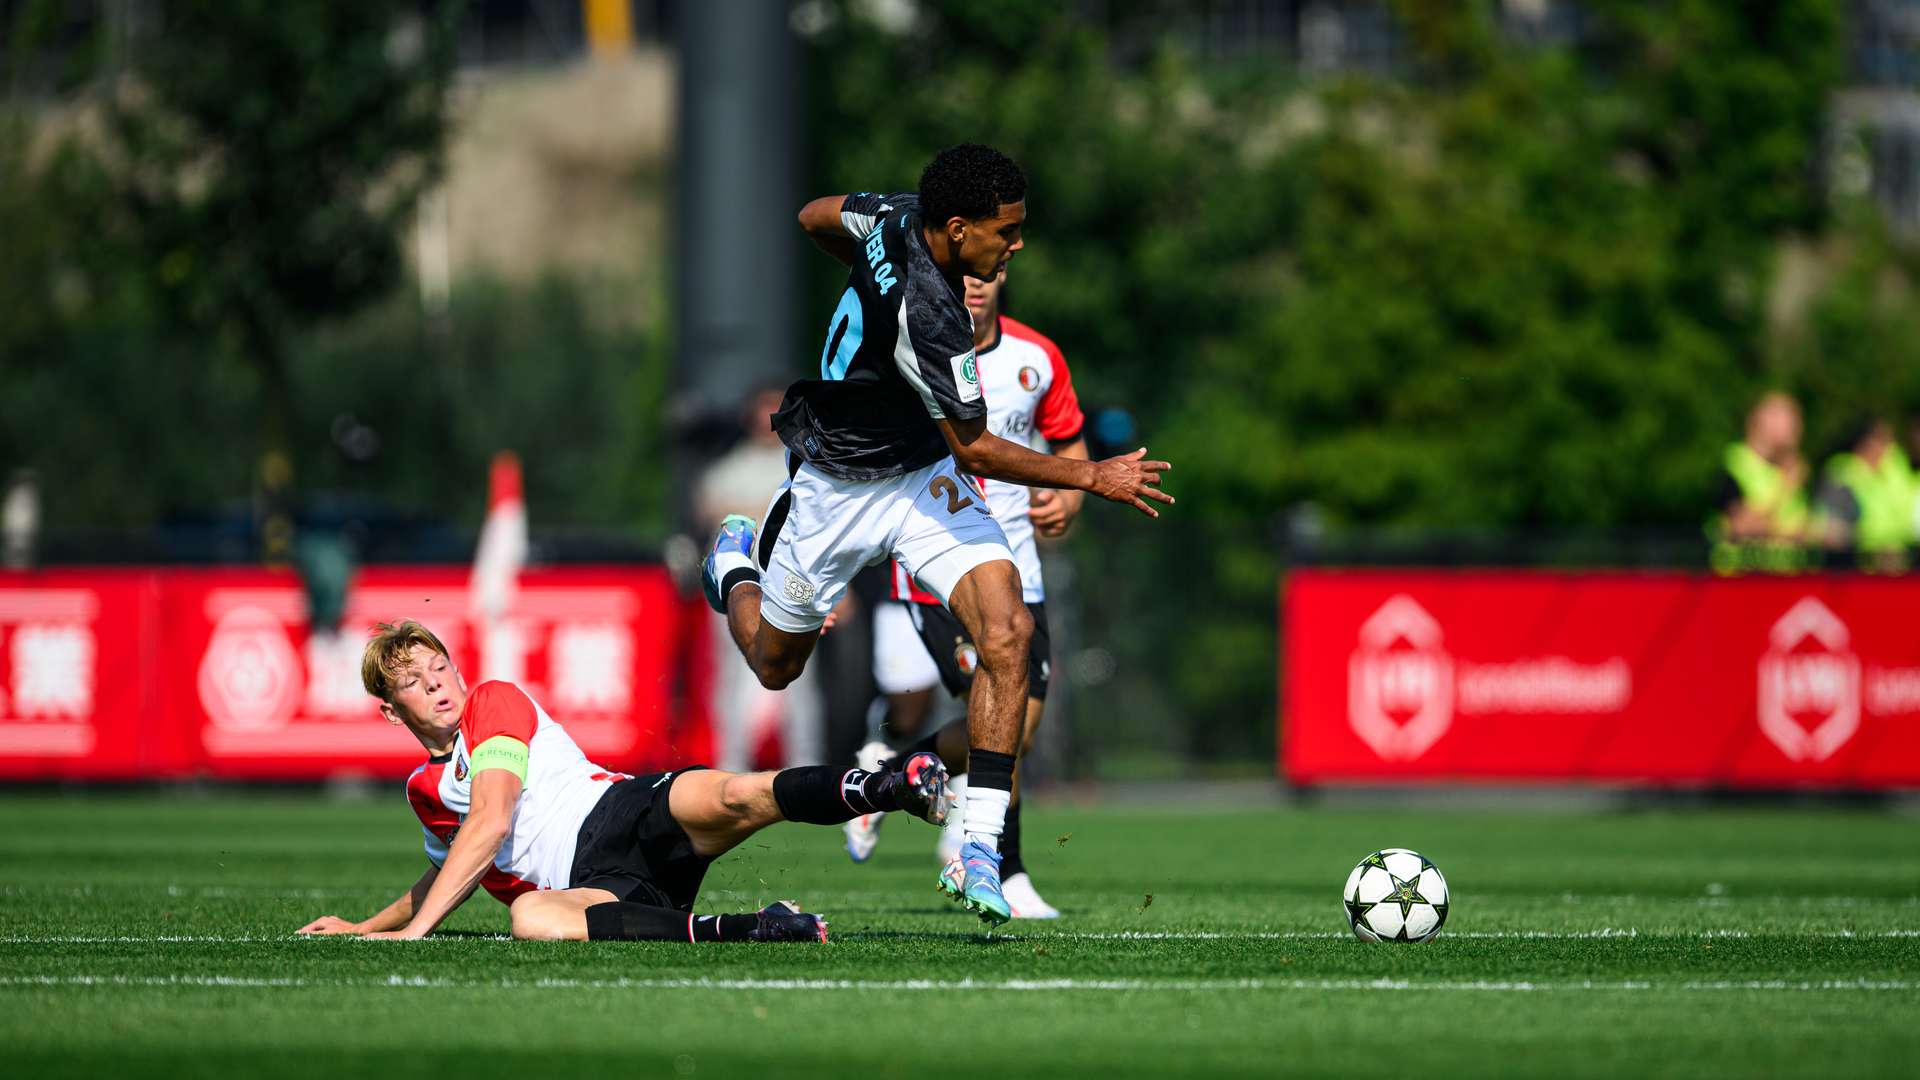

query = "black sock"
(1001, 799), (1026, 877)
(772, 764), (901, 824)
(585, 902), (758, 942)
(720, 567), (760, 600)
(969, 748), (1016, 796)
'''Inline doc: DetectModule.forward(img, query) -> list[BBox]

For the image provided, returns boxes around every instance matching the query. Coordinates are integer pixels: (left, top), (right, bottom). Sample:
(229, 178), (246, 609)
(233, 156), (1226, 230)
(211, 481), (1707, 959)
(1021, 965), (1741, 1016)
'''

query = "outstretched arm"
(1027, 436), (1090, 537)
(937, 416), (1173, 519)
(365, 767), (522, 940)
(297, 867), (439, 936)
(799, 194), (859, 266)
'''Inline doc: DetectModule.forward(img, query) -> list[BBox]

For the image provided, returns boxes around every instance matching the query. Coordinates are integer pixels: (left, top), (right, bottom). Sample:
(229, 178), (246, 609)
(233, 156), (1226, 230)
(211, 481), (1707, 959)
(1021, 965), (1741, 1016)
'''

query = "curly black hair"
(919, 143), (1027, 227)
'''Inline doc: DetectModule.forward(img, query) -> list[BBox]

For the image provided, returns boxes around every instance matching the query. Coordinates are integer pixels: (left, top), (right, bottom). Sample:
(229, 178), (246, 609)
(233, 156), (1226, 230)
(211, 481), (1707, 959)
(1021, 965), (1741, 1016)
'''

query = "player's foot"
(875, 751), (949, 826)
(701, 514), (759, 614)
(749, 900), (829, 943)
(855, 739), (891, 772)
(844, 811), (886, 862)
(937, 840), (1011, 928)
(1002, 872), (1060, 919)
(935, 773), (967, 865)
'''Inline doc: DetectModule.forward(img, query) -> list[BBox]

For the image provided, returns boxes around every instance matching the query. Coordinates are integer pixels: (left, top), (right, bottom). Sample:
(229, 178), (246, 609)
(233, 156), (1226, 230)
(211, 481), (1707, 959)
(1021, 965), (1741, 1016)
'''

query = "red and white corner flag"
(471, 452), (528, 682)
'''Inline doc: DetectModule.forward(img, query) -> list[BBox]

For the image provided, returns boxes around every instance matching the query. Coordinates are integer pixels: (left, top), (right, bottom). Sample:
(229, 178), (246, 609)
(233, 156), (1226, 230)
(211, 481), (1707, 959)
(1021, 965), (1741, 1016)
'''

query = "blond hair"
(361, 620), (452, 702)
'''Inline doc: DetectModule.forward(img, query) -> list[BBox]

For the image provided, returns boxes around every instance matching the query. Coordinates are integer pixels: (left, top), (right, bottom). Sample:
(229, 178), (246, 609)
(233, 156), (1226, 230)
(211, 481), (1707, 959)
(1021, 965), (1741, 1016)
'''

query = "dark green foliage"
(99, 1), (460, 339)
(802, 0), (1889, 765)
(2, 3), (669, 537)
(290, 278), (672, 533)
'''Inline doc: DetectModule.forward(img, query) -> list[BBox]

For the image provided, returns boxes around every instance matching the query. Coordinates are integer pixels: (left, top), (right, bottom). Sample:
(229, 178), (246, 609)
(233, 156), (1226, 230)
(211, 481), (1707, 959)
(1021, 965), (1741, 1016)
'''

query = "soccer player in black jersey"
(702, 143), (1171, 926)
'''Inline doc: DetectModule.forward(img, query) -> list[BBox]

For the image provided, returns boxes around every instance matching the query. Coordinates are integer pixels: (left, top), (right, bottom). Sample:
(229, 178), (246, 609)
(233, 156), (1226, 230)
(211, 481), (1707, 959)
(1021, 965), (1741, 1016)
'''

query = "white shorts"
(757, 455), (1014, 634)
(872, 600), (940, 694)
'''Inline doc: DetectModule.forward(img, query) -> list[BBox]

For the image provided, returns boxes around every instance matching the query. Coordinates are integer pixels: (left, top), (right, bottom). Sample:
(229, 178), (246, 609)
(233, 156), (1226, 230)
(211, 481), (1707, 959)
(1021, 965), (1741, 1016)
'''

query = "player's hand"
(296, 915), (364, 936)
(821, 594), (856, 634)
(1088, 448), (1173, 518)
(1027, 488), (1081, 538)
(361, 927), (429, 941)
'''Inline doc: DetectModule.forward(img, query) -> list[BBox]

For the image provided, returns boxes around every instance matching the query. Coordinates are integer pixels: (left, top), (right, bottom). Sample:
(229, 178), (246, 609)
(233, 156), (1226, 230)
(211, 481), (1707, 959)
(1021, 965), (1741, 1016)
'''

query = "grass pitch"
(2, 792), (1917, 1078)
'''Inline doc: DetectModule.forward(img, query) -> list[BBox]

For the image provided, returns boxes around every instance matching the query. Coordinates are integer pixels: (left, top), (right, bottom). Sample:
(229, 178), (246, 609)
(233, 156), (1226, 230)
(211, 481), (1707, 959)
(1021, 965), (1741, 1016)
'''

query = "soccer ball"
(1344, 848), (1449, 942)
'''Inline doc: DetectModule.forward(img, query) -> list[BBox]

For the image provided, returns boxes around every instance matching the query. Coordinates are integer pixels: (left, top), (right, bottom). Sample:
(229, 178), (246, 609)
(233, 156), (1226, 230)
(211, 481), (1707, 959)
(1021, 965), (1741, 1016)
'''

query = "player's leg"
(922, 562), (1030, 926)
(893, 461), (1029, 925)
(999, 600), (1059, 916)
(668, 760), (949, 860)
(512, 888), (830, 943)
(894, 590), (1057, 918)
(848, 600), (952, 862)
(702, 462), (864, 691)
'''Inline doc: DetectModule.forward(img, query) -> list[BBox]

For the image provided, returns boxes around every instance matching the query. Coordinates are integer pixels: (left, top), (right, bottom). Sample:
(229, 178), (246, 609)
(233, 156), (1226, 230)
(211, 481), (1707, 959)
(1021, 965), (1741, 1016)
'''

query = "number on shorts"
(929, 475), (990, 516)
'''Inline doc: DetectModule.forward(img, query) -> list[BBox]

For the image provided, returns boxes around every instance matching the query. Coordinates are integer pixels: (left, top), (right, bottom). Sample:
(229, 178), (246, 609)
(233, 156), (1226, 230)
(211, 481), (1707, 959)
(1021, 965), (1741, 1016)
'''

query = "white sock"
(941, 774), (969, 850)
(963, 783), (1011, 854)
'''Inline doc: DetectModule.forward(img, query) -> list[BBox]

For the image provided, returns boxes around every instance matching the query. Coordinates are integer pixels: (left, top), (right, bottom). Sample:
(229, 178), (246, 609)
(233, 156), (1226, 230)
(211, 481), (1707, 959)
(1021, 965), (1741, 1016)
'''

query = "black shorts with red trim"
(908, 601), (1051, 702)
(569, 766), (712, 911)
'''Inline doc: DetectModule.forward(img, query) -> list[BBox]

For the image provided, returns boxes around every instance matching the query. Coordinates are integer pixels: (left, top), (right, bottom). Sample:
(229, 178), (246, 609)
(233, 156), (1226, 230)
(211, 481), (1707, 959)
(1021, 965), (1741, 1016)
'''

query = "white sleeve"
(840, 192), (897, 239)
(422, 827), (449, 869)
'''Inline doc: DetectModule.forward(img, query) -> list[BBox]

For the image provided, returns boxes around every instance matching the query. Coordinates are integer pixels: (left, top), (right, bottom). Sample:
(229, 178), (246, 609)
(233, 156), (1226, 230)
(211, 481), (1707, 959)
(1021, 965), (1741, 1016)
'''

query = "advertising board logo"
(198, 606), (302, 733)
(1348, 595), (1454, 761)
(1757, 597), (1860, 762)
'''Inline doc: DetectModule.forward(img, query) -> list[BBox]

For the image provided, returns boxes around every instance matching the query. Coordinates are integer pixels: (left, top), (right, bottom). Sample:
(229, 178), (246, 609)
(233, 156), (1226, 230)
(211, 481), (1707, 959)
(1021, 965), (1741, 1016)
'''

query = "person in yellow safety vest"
(1709, 392), (1817, 575)
(1818, 417), (1916, 573)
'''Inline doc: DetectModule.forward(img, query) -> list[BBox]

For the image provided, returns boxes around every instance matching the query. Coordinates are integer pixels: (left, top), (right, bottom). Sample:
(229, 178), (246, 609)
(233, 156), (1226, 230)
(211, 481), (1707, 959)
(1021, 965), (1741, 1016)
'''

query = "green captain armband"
(469, 735), (529, 782)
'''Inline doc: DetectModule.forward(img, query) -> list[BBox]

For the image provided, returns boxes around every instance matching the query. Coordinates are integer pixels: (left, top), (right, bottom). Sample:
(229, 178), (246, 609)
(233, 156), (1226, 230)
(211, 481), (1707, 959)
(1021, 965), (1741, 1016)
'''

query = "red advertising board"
(0, 565), (704, 781)
(1283, 570), (1920, 788)
(0, 569), (161, 779)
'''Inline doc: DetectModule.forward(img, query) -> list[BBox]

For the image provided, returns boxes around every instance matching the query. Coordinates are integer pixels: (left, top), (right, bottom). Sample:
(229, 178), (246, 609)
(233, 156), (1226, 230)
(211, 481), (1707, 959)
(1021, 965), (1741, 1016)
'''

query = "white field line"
(6, 885), (1920, 906)
(0, 974), (1914, 994)
(5, 929), (1920, 945)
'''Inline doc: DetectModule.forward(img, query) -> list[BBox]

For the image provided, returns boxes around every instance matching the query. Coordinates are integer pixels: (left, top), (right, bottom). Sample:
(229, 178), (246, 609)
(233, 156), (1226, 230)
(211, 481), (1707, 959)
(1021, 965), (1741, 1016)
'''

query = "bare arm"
(365, 768), (521, 940)
(1028, 436), (1090, 537)
(938, 416), (1173, 519)
(296, 867), (439, 936)
(799, 194), (860, 266)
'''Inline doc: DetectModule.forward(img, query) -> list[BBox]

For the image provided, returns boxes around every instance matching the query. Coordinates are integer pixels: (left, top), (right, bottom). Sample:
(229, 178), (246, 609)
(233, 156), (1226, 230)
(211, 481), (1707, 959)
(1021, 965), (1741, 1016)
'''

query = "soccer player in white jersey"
(848, 264), (1085, 919)
(700, 144), (1173, 927)
(295, 620), (948, 942)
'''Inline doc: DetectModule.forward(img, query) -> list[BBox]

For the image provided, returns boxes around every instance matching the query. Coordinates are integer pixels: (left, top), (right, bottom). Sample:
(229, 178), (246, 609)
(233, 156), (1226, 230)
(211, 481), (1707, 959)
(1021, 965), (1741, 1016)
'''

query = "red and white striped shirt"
(891, 315), (1084, 605)
(404, 680), (630, 904)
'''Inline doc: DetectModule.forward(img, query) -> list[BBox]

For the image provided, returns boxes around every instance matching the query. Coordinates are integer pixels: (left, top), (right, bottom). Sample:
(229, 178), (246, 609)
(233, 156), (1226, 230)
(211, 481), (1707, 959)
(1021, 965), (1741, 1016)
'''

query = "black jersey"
(773, 192), (987, 481)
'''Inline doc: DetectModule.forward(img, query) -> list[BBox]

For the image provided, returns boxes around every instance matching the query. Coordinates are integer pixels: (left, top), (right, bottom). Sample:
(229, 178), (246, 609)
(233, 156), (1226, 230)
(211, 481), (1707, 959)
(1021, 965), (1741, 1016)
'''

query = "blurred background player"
(846, 263), (1087, 920)
(296, 620), (947, 942)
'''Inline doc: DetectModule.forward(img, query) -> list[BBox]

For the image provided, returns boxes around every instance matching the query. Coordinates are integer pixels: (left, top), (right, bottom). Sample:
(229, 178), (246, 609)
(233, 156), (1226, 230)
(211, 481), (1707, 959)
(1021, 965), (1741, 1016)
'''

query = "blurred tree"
(91, 0), (462, 563)
(800, 0), (1869, 768)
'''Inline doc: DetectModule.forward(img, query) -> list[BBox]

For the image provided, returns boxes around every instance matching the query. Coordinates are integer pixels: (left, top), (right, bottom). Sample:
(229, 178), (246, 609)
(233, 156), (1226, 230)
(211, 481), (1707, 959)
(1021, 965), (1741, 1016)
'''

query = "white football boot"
(935, 773), (968, 865)
(1001, 872), (1060, 919)
(843, 740), (893, 863)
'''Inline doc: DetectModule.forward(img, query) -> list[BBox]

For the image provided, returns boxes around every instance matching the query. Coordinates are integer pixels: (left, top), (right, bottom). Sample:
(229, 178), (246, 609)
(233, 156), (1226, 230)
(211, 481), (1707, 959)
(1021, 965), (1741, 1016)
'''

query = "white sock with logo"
(962, 784), (1011, 854)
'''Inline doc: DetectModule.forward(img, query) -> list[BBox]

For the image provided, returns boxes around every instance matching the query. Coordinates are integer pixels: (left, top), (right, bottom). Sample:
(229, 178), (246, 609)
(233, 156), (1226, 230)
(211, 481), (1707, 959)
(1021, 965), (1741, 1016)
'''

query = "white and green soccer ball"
(1344, 848), (1449, 943)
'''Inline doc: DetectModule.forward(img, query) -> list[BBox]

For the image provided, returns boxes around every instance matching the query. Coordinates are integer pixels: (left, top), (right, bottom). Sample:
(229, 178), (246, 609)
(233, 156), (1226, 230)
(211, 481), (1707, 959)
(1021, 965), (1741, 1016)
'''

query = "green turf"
(2, 793), (1917, 1078)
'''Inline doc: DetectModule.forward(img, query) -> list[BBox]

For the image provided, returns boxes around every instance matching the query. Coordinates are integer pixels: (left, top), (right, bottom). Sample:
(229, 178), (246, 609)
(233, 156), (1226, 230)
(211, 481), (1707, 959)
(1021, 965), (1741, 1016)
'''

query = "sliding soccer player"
(296, 620), (947, 942)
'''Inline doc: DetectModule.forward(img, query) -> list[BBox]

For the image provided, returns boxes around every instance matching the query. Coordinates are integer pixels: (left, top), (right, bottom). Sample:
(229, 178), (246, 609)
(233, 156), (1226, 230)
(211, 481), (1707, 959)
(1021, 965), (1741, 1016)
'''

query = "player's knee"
(976, 605), (1033, 670)
(752, 660), (801, 692)
(509, 895), (573, 942)
(718, 774), (762, 821)
(748, 639), (809, 691)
